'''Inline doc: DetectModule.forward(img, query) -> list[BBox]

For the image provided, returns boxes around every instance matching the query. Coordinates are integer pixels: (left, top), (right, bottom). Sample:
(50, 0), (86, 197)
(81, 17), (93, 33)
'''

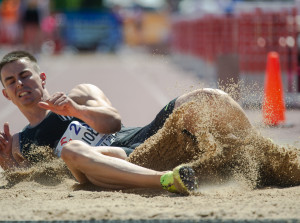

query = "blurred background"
(1, 0), (300, 134)
(1, 0), (300, 100)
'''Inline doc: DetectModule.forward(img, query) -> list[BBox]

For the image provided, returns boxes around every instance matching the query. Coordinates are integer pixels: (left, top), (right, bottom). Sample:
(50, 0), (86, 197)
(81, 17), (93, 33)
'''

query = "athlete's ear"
(40, 73), (46, 87)
(2, 88), (11, 100)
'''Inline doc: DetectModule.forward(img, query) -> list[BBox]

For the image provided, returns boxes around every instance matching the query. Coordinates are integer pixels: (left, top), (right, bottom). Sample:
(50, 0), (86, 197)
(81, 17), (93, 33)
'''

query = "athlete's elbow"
(111, 115), (121, 132)
(101, 115), (121, 133)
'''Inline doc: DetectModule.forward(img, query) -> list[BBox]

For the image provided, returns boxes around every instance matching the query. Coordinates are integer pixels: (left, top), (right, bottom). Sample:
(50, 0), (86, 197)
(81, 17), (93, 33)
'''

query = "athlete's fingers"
(0, 129), (8, 142)
(0, 142), (5, 151)
(3, 123), (11, 140)
(0, 138), (7, 147)
(46, 96), (61, 105)
(52, 94), (67, 105)
(38, 101), (51, 110)
(53, 96), (68, 106)
(51, 96), (71, 109)
(44, 92), (65, 105)
(38, 101), (67, 114)
(0, 135), (8, 146)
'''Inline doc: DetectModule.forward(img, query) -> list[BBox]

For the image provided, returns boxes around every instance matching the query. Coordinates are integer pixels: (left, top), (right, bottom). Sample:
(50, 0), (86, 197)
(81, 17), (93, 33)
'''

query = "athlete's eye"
(5, 78), (15, 86)
(20, 71), (31, 79)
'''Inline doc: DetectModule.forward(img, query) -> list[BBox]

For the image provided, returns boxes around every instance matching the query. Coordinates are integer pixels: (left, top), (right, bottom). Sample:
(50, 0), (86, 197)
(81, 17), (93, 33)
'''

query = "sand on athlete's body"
(1, 95), (300, 221)
(1, 51), (300, 221)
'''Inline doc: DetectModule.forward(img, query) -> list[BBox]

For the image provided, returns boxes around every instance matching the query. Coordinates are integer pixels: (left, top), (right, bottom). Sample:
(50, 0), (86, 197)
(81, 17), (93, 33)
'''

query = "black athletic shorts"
(111, 98), (177, 155)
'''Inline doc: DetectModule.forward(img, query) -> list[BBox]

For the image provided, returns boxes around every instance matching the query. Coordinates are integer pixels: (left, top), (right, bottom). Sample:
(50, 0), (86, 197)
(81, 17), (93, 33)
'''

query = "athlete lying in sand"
(0, 51), (299, 195)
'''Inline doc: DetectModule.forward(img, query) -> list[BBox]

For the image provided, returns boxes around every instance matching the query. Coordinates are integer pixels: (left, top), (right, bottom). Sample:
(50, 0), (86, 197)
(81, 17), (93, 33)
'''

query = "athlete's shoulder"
(69, 84), (104, 99)
(70, 83), (103, 94)
(68, 83), (111, 106)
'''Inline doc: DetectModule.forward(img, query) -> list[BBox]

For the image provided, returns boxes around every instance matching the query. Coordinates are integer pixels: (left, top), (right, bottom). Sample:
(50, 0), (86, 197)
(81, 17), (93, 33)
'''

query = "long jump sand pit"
(1, 98), (300, 221)
(0, 51), (300, 221)
(1, 132), (300, 221)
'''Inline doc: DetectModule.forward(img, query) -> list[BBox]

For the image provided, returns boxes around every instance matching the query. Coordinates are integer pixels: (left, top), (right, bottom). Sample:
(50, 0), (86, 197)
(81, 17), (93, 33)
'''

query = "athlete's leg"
(61, 140), (164, 189)
(129, 88), (255, 173)
(174, 88), (253, 136)
(175, 88), (300, 187)
(94, 146), (128, 160)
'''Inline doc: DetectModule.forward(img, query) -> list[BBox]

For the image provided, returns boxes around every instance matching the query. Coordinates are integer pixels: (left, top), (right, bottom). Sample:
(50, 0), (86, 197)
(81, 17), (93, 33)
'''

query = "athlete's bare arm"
(38, 84), (121, 134)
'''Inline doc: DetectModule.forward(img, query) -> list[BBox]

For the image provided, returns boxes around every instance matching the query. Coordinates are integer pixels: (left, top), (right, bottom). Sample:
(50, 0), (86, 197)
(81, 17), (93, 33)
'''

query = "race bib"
(55, 121), (116, 157)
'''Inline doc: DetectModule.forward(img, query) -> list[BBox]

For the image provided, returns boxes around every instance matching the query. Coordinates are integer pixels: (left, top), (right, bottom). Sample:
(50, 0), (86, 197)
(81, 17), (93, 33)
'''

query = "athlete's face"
(1, 58), (46, 109)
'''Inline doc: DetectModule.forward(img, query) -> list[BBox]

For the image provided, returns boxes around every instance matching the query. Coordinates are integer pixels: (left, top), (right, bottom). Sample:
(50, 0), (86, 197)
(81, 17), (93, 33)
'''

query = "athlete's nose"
(16, 78), (24, 88)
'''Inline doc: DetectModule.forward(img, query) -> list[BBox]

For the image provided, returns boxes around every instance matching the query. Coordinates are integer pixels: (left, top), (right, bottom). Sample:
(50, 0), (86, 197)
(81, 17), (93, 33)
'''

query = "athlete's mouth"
(18, 91), (30, 98)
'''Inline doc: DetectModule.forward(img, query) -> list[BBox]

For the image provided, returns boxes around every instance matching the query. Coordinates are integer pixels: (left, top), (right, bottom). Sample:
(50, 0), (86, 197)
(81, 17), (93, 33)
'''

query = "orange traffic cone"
(262, 52), (285, 126)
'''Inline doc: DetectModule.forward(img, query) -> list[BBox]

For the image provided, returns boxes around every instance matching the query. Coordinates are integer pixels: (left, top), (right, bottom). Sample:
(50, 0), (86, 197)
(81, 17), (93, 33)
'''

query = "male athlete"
(0, 51), (207, 194)
(0, 51), (258, 194)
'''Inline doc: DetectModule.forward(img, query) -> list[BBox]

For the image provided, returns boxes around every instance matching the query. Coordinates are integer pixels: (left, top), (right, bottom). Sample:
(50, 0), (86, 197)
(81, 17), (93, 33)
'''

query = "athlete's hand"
(0, 122), (13, 162)
(38, 92), (79, 117)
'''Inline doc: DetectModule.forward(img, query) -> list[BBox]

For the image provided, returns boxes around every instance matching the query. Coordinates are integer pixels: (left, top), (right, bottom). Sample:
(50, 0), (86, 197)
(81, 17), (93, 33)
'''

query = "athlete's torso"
(18, 98), (177, 161)
(19, 112), (116, 160)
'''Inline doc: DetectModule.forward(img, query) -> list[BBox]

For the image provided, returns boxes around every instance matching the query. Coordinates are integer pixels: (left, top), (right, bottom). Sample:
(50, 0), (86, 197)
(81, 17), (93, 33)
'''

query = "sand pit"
(0, 50), (300, 221)
(1, 160), (300, 221)
(1, 93), (300, 221)
(1, 156), (300, 221)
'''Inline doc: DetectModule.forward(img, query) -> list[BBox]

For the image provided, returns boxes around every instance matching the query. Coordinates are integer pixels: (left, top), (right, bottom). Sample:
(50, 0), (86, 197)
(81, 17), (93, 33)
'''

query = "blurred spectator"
(40, 13), (64, 54)
(41, 13), (56, 40)
(133, 4), (143, 45)
(111, 4), (124, 51)
(21, 0), (41, 53)
(0, 0), (21, 45)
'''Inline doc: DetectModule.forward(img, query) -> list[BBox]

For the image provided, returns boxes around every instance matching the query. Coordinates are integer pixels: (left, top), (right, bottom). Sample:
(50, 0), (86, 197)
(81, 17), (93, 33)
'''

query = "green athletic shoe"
(160, 165), (198, 195)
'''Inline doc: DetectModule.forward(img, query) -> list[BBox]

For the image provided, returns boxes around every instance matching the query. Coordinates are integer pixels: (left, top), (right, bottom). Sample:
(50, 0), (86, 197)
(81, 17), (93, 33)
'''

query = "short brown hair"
(0, 51), (39, 85)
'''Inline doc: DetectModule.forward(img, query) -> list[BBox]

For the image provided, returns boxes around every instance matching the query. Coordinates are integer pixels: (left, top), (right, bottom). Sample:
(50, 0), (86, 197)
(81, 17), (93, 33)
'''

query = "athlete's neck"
(22, 107), (51, 128)
(21, 90), (51, 127)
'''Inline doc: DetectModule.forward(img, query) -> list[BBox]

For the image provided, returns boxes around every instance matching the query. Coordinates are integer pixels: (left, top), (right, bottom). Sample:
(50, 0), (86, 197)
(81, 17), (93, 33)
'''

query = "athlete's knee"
(61, 140), (87, 161)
